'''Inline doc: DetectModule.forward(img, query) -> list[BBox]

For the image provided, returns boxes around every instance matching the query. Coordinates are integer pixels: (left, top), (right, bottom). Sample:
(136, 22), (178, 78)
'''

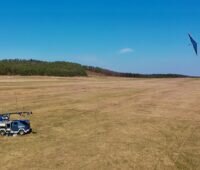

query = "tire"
(0, 130), (6, 136)
(19, 130), (25, 136)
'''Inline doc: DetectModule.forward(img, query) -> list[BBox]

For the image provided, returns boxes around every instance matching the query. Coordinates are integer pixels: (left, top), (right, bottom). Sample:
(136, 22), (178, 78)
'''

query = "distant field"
(0, 76), (200, 170)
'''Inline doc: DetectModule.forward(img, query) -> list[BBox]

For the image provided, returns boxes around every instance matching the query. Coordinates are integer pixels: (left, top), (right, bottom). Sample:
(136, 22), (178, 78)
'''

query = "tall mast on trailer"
(0, 112), (32, 121)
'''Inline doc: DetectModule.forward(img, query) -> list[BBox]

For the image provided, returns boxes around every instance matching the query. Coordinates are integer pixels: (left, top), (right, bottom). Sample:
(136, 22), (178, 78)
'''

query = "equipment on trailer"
(0, 112), (32, 136)
(0, 112), (32, 121)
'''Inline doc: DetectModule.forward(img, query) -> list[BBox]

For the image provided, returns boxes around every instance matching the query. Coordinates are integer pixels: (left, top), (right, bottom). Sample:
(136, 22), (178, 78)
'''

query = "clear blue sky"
(0, 0), (200, 75)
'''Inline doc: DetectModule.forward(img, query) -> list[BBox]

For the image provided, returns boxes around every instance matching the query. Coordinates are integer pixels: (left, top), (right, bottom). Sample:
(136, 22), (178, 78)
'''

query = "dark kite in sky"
(188, 34), (198, 55)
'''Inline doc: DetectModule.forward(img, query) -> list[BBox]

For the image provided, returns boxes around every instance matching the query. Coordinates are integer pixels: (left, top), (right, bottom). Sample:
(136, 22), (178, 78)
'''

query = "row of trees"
(84, 66), (190, 78)
(0, 59), (87, 77)
(0, 59), (191, 78)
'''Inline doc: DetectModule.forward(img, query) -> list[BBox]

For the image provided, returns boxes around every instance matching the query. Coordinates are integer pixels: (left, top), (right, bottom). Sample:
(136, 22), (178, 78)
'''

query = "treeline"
(0, 59), (87, 77)
(84, 66), (190, 78)
(0, 59), (192, 78)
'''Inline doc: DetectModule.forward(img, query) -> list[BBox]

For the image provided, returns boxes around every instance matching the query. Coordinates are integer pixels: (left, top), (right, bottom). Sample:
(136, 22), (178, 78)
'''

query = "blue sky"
(0, 0), (200, 75)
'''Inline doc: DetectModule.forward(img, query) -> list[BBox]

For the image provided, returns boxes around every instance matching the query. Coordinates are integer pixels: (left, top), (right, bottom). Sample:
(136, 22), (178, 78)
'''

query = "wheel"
(0, 130), (6, 136)
(18, 130), (25, 136)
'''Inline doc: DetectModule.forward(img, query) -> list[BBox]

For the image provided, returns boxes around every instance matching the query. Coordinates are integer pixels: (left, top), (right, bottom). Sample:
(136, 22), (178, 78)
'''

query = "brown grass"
(0, 76), (200, 170)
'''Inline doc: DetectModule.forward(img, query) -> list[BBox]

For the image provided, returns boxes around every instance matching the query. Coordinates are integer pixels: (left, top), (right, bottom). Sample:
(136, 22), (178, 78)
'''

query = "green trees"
(0, 59), (87, 77)
(0, 59), (190, 78)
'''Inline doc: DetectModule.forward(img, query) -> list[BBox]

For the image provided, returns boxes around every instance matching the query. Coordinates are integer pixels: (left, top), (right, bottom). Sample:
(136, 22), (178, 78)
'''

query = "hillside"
(0, 59), (87, 77)
(84, 66), (190, 78)
(0, 59), (191, 78)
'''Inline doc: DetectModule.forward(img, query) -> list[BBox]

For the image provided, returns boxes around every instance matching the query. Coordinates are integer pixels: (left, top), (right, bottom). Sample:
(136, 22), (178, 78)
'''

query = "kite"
(188, 33), (198, 55)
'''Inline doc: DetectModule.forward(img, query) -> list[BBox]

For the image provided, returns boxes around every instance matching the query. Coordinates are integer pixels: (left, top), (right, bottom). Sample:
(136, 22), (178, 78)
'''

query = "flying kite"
(188, 33), (198, 55)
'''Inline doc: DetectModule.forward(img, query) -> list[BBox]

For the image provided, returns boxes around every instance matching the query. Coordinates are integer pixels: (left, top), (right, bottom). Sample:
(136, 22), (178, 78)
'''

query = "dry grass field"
(0, 76), (200, 170)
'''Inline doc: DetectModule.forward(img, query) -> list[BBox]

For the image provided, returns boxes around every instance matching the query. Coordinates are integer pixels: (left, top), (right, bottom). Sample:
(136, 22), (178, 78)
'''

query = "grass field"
(0, 76), (200, 170)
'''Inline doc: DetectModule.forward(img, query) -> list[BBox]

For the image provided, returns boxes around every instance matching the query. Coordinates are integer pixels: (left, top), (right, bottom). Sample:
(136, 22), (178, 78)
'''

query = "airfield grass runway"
(0, 76), (200, 170)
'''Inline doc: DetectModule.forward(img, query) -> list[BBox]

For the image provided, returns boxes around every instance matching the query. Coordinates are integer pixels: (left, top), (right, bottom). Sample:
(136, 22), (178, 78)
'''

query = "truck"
(0, 112), (32, 136)
(0, 120), (32, 136)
